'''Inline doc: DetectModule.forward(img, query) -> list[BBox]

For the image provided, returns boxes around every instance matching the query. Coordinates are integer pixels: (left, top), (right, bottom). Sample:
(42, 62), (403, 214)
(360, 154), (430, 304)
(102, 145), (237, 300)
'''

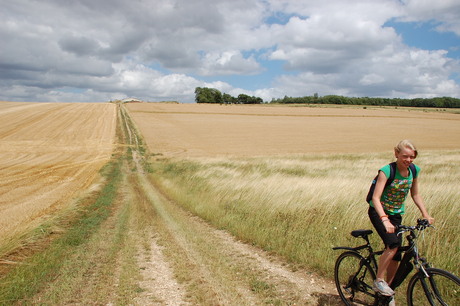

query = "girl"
(368, 140), (434, 301)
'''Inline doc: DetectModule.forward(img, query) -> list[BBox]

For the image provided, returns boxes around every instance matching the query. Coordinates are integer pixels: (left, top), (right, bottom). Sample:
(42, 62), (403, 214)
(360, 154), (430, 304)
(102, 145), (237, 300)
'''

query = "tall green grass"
(150, 150), (460, 278)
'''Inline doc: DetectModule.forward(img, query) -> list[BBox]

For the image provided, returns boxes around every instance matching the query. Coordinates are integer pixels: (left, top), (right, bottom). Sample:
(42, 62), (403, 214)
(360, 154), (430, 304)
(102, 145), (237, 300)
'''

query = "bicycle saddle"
(351, 229), (373, 238)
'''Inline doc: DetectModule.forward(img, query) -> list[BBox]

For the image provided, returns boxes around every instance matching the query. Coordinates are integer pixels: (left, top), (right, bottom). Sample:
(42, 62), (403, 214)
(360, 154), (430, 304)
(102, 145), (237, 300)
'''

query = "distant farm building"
(121, 98), (143, 103)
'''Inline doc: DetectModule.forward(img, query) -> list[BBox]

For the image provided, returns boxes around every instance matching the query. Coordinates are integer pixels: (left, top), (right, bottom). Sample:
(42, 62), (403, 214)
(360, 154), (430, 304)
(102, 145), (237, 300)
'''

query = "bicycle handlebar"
(397, 219), (433, 236)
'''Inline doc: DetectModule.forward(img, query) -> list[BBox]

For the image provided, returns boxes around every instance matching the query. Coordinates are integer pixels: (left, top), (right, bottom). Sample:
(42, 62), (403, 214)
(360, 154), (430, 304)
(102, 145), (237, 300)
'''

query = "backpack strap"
(409, 163), (417, 179)
(385, 162), (397, 188)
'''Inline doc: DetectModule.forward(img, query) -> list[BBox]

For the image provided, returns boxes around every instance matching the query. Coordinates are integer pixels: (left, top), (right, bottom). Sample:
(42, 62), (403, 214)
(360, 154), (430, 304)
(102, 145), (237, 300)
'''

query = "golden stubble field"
(2, 101), (459, 250)
(0, 102), (117, 247)
(126, 103), (460, 157)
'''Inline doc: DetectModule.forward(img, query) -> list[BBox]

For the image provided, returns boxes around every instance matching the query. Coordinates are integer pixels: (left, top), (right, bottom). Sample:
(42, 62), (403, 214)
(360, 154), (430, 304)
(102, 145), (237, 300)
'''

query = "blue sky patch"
(386, 19), (460, 59)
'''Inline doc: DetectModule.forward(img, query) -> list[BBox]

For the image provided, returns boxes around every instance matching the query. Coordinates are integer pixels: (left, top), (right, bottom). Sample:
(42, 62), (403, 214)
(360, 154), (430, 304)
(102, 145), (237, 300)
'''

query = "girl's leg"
(377, 247), (398, 280)
(387, 259), (399, 285)
(374, 247), (397, 296)
(368, 208), (401, 296)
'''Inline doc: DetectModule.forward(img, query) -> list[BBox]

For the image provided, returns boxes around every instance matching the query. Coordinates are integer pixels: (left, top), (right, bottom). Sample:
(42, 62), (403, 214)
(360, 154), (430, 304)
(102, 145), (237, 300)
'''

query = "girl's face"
(395, 147), (416, 167)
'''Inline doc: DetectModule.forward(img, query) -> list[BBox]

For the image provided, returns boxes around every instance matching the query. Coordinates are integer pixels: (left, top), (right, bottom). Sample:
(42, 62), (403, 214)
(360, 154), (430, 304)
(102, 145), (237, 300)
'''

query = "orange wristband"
(380, 215), (389, 220)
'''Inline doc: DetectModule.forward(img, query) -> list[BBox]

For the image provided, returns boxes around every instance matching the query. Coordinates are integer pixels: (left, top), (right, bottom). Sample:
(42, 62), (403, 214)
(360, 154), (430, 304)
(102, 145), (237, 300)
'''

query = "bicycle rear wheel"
(407, 267), (460, 305)
(334, 251), (377, 305)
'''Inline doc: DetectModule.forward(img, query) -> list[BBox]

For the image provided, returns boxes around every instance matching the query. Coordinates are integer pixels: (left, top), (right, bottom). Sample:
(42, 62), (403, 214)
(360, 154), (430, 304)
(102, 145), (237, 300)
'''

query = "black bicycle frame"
(390, 247), (414, 289)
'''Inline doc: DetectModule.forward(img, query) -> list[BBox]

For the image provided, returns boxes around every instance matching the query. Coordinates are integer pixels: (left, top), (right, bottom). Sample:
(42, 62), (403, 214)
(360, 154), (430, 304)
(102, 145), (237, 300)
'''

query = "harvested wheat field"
(0, 102), (116, 249)
(126, 103), (460, 157)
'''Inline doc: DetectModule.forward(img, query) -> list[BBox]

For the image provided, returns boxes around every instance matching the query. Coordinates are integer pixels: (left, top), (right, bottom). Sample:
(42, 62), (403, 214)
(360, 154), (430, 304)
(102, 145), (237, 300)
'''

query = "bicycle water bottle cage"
(351, 229), (373, 238)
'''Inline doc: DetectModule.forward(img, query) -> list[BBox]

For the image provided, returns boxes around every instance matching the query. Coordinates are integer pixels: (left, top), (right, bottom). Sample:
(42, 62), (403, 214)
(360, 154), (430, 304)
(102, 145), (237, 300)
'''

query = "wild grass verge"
(150, 150), (460, 279)
(0, 157), (123, 304)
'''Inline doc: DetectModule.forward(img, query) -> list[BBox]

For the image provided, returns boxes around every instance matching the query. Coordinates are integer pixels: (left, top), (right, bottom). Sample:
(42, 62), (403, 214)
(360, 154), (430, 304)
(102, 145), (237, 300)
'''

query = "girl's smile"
(395, 147), (416, 174)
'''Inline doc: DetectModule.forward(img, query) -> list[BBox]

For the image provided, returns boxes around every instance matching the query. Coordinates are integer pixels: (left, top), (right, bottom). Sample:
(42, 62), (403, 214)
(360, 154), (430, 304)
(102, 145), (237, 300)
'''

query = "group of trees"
(270, 95), (460, 108)
(195, 87), (263, 104)
(195, 87), (460, 108)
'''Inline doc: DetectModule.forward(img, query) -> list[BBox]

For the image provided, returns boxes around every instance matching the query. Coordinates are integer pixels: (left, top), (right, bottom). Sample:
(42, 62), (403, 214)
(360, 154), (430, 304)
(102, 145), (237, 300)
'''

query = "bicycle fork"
(417, 274), (438, 305)
(414, 256), (444, 306)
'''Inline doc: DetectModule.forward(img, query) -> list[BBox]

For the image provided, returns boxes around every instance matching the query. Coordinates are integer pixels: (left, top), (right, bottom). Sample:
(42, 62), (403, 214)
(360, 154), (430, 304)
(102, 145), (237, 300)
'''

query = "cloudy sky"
(1, 0), (460, 103)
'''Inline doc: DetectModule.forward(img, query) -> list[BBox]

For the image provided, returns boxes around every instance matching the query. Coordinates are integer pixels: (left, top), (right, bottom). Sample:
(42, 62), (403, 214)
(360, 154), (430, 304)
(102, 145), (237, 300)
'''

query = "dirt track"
(0, 102), (116, 250)
(120, 104), (339, 305)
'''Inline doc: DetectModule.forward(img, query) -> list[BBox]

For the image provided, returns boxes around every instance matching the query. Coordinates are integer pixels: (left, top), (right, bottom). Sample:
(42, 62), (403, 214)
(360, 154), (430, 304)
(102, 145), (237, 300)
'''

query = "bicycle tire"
(407, 267), (460, 306)
(334, 251), (377, 305)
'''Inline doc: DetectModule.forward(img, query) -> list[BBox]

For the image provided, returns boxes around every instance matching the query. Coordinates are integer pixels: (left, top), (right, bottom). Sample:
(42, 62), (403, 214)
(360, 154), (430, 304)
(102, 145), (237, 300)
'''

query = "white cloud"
(0, 0), (459, 102)
(360, 74), (385, 86)
(267, 10), (399, 73)
(199, 51), (262, 76)
(400, 0), (460, 35)
(272, 44), (460, 98)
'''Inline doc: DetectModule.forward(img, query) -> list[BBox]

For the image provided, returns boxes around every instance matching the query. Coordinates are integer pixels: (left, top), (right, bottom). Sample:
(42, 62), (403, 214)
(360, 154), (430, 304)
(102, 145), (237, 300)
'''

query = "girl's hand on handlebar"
(384, 220), (395, 233)
(424, 215), (434, 225)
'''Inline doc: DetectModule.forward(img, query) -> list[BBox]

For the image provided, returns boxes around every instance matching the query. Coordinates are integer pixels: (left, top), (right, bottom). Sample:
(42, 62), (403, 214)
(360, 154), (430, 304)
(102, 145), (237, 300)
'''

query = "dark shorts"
(368, 206), (402, 261)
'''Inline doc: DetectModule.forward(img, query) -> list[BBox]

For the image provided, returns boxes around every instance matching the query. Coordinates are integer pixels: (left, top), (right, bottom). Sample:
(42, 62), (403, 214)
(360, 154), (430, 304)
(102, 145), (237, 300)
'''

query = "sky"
(1, 0), (460, 103)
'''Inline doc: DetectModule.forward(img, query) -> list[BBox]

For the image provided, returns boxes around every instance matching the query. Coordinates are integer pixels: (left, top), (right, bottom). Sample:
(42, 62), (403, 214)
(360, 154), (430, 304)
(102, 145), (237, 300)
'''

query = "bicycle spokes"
(335, 252), (377, 305)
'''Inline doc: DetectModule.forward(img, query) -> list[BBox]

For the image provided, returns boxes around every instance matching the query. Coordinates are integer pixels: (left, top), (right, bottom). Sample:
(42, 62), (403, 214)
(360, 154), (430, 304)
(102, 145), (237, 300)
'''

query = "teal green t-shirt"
(370, 164), (420, 215)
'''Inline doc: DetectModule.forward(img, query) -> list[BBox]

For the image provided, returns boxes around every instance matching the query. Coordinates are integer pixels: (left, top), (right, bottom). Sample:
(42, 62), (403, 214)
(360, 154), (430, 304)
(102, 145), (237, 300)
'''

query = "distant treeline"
(271, 95), (460, 108)
(195, 87), (460, 108)
(195, 87), (263, 104)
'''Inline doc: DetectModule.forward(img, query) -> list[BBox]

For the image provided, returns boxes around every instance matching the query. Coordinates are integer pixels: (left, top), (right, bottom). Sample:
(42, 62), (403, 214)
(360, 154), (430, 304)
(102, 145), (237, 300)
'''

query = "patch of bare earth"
(134, 233), (188, 305)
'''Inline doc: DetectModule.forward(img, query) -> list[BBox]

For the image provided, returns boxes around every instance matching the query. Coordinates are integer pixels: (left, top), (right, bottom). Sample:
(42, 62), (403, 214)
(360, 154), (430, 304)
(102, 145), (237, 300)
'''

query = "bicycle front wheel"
(334, 251), (377, 306)
(407, 267), (460, 305)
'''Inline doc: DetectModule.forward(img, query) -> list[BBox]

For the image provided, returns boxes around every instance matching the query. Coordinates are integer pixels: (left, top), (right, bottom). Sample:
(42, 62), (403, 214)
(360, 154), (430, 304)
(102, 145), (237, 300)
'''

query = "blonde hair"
(395, 139), (418, 157)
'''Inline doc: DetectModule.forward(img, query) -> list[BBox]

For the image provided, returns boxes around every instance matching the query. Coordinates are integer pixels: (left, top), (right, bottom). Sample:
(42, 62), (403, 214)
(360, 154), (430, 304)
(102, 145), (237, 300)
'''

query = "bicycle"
(332, 219), (460, 305)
